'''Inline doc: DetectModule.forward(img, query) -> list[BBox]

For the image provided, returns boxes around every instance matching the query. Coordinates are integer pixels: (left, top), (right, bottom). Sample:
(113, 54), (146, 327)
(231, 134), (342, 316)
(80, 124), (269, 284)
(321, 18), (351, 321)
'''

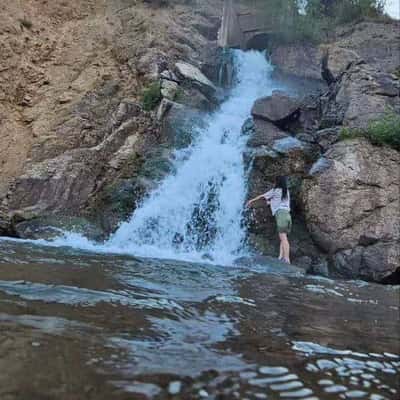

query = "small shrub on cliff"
(340, 112), (400, 150)
(366, 112), (400, 150)
(141, 81), (162, 111)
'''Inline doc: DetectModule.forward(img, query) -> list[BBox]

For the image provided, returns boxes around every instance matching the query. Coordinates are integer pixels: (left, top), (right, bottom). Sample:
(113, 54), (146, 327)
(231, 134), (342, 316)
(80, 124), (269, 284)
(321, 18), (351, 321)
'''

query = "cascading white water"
(106, 50), (282, 264)
(35, 50), (286, 265)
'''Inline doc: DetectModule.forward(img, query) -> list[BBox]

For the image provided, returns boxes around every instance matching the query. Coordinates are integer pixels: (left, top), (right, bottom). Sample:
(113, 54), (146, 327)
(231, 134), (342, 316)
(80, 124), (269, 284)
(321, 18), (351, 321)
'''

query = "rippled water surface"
(0, 239), (399, 399)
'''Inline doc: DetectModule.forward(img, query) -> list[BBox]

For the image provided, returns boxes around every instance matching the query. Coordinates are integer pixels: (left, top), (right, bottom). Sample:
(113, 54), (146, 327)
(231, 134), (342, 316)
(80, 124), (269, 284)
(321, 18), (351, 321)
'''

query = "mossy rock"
(14, 216), (105, 242)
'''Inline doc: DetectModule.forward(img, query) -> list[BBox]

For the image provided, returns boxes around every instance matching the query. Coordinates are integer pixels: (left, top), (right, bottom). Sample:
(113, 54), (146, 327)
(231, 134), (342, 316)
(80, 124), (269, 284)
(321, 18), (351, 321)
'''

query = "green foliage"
(141, 81), (161, 111)
(339, 127), (364, 140)
(366, 111), (400, 150)
(243, 0), (387, 44)
(340, 111), (400, 150)
(324, 0), (386, 24)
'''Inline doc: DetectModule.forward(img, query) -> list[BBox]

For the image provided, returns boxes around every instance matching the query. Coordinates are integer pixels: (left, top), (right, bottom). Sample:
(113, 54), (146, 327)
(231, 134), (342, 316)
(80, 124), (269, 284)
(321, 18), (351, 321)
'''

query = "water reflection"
(0, 239), (398, 399)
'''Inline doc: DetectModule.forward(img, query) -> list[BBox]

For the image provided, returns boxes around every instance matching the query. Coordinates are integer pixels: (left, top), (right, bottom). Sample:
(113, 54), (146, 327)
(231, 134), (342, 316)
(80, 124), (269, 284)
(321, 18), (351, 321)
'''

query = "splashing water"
(108, 50), (282, 264)
(34, 51), (285, 264)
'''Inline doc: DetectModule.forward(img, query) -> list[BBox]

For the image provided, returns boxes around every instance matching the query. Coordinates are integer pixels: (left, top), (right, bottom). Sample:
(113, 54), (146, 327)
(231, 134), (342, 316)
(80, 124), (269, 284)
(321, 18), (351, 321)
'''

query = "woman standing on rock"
(246, 176), (292, 264)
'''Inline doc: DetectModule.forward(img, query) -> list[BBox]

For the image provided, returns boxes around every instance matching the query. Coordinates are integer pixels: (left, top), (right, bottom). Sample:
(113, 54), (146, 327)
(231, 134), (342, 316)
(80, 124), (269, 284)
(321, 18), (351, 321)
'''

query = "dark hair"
(275, 176), (288, 200)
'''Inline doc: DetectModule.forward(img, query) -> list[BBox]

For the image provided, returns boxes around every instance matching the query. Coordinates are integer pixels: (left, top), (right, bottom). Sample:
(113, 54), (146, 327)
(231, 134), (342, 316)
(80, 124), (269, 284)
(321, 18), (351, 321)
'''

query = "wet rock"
(175, 61), (217, 97)
(308, 259), (330, 278)
(295, 256), (313, 272)
(272, 137), (305, 154)
(308, 157), (333, 176)
(247, 119), (288, 147)
(302, 138), (400, 282)
(160, 102), (204, 148)
(251, 92), (301, 128)
(91, 178), (146, 234)
(14, 216), (105, 241)
(241, 118), (255, 136)
(333, 242), (400, 283)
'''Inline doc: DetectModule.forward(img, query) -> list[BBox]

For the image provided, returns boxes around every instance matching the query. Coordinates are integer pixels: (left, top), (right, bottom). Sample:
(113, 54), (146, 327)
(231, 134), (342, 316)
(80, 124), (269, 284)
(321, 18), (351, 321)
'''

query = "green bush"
(366, 112), (400, 150)
(340, 112), (400, 150)
(141, 81), (161, 111)
(331, 0), (385, 24)
(243, 0), (386, 44)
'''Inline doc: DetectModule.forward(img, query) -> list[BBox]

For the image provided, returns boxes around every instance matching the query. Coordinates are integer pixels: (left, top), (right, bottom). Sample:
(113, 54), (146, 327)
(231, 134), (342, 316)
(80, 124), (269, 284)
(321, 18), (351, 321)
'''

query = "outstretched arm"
(246, 194), (266, 208)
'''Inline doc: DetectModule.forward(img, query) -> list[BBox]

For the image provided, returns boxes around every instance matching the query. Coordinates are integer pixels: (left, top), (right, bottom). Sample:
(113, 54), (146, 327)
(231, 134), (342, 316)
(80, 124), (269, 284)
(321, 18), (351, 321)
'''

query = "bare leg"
(278, 241), (283, 260)
(279, 233), (290, 264)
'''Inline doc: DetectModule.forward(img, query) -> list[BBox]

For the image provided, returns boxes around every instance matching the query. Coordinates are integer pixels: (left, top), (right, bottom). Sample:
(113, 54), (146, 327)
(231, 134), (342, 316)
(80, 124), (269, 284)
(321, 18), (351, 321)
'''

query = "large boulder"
(251, 92), (301, 127)
(270, 44), (324, 81)
(321, 62), (399, 130)
(14, 216), (105, 241)
(245, 118), (288, 147)
(175, 61), (217, 98)
(302, 138), (400, 282)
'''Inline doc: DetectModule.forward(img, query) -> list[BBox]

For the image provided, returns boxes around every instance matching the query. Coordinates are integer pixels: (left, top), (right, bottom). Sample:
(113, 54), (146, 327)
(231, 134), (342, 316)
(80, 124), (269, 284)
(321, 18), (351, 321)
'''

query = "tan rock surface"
(302, 138), (400, 281)
(0, 0), (222, 231)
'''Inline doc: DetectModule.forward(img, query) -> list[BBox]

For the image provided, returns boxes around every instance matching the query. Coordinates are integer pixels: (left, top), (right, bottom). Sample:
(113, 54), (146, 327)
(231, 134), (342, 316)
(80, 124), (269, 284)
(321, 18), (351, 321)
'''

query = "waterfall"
(106, 50), (281, 264)
(37, 50), (285, 265)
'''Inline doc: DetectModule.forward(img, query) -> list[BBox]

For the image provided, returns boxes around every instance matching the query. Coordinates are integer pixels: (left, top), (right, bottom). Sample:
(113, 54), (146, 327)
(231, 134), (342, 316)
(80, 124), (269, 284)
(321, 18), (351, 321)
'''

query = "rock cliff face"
(0, 0), (222, 234)
(246, 19), (400, 283)
(303, 139), (399, 282)
(270, 20), (400, 80)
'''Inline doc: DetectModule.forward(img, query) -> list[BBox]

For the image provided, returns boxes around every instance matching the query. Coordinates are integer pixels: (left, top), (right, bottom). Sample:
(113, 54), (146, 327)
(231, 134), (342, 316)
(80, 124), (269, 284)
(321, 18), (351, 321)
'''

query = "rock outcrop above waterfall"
(270, 20), (400, 81)
(320, 62), (399, 129)
(0, 0), (222, 235)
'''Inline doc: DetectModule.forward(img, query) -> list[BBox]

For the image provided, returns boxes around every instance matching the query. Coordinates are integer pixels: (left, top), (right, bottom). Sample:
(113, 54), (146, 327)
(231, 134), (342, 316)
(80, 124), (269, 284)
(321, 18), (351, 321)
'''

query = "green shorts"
(275, 210), (292, 234)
